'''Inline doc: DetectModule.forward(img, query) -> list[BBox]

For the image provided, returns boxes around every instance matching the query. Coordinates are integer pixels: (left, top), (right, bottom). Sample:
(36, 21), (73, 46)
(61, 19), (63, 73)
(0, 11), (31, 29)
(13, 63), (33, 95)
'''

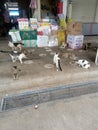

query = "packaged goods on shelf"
(30, 18), (38, 29)
(18, 18), (29, 30)
(51, 24), (59, 35)
(37, 22), (51, 36)
(38, 22), (51, 27)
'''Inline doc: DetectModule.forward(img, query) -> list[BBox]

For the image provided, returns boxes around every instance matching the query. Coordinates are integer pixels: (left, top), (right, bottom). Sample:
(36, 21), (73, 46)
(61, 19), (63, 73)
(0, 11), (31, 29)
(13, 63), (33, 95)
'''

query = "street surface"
(0, 93), (98, 130)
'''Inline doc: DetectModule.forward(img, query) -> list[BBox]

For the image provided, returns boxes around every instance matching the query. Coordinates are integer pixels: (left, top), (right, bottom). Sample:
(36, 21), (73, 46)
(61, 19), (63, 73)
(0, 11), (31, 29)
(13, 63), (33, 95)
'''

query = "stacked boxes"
(17, 18), (67, 48)
(37, 21), (51, 47)
(48, 24), (58, 47)
(18, 18), (38, 48)
(67, 21), (84, 49)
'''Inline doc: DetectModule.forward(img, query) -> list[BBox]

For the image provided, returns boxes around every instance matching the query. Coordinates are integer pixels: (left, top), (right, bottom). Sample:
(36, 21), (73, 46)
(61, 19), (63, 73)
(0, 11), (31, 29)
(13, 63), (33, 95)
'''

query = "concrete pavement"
(0, 93), (98, 130)
(0, 37), (98, 130)
(0, 38), (98, 98)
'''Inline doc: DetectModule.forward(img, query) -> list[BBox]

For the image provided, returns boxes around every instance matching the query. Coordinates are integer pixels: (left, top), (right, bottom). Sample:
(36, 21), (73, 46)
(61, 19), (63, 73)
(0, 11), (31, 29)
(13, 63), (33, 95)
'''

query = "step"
(0, 81), (98, 112)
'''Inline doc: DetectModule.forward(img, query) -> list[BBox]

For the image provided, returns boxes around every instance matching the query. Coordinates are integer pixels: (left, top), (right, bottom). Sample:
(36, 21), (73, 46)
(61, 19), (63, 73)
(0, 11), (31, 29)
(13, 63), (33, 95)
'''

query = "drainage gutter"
(0, 80), (98, 112)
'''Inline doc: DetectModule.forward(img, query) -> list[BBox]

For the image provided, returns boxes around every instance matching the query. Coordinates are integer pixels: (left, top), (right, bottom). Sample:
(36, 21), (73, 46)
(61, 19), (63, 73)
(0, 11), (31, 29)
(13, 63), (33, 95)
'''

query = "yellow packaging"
(57, 30), (66, 46)
(60, 19), (67, 29)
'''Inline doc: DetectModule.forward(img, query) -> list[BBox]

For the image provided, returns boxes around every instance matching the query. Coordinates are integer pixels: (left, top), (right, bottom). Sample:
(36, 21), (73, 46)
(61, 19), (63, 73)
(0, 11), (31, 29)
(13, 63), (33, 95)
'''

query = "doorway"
(41, 0), (59, 20)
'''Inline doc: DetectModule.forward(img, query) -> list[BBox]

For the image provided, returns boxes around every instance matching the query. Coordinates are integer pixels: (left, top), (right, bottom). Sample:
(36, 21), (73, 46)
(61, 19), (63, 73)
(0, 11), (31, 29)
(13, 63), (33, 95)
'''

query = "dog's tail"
(58, 59), (62, 71)
(0, 50), (11, 53)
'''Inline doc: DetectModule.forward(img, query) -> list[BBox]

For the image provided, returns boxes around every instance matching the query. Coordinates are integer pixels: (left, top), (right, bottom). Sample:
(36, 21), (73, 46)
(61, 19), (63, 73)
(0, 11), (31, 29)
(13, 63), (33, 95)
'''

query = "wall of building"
(94, 0), (98, 22)
(72, 0), (97, 22)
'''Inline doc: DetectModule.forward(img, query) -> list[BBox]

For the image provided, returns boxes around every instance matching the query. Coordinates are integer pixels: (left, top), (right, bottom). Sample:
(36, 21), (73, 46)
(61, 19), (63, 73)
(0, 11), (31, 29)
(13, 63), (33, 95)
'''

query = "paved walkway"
(0, 93), (98, 130)
(0, 39), (98, 98)
(0, 37), (98, 130)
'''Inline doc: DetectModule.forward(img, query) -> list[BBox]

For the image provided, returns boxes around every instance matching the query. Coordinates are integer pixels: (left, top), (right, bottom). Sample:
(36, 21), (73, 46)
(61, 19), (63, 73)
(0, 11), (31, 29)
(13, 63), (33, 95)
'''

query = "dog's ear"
(55, 52), (59, 56)
(9, 41), (14, 45)
(8, 41), (14, 47)
(17, 44), (22, 47)
(9, 41), (12, 44)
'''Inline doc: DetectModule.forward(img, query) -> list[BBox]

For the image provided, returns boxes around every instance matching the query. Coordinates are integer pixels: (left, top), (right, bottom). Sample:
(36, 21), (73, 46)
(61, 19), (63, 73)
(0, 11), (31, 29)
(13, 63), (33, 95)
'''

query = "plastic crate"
(20, 30), (37, 40)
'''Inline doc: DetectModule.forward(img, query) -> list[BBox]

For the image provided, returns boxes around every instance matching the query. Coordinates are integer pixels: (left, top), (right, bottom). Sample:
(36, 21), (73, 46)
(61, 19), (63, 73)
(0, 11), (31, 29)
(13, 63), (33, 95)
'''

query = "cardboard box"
(51, 30), (58, 35)
(67, 35), (84, 49)
(37, 35), (49, 47)
(67, 21), (75, 29)
(67, 22), (82, 35)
